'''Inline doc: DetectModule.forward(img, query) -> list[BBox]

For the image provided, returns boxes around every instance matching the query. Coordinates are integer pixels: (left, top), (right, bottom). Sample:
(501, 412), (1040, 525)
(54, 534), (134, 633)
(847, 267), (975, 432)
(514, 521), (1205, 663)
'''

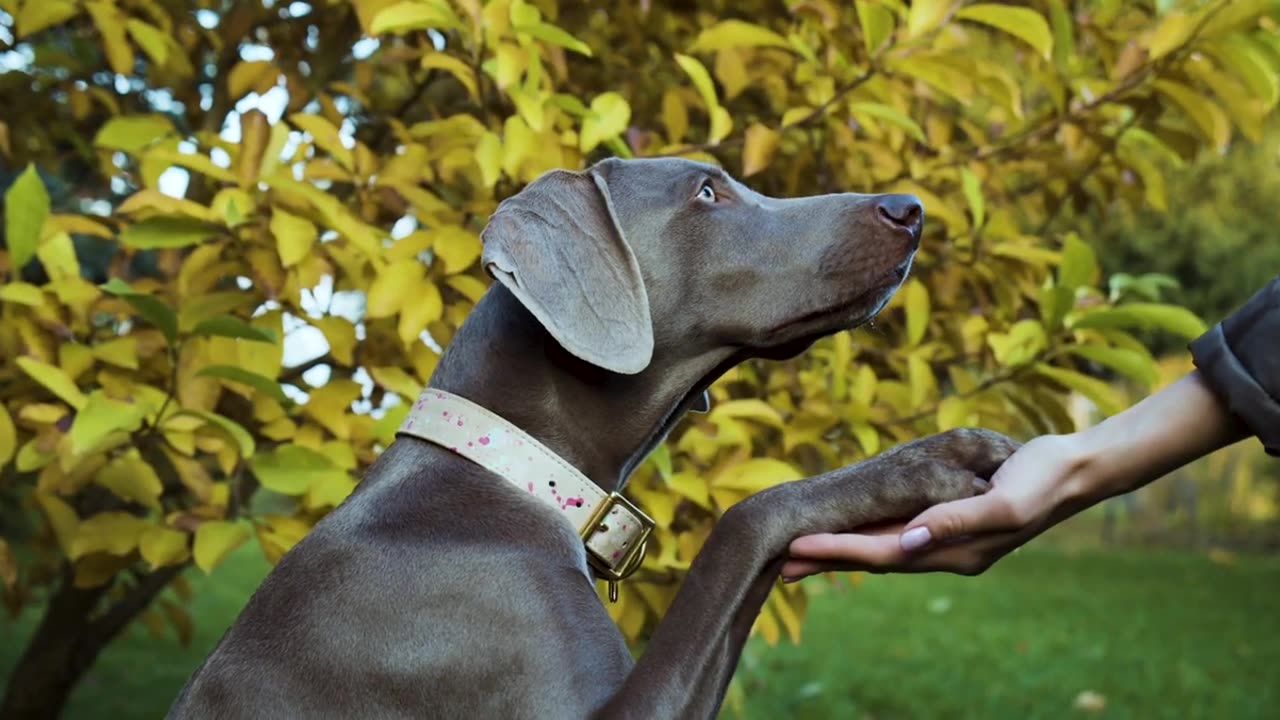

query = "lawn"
(2, 545), (1277, 719)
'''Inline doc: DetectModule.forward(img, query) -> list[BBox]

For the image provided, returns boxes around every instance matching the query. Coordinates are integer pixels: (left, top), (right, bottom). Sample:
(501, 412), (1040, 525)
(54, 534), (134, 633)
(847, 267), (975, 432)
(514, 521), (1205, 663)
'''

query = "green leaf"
(1046, 0), (1075, 67)
(1034, 363), (1126, 416)
(197, 365), (291, 405)
(646, 443), (673, 481)
(191, 316), (277, 343)
(1066, 345), (1158, 387)
(250, 444), (351, 496)
(689, 19), (793, 53)
(193, 521), (250, 573)
(1069, 303), (1208, 339)
(849, 102), (927, 144)
(956, 4), (1054, 60)
(514, 21), (594, 56)
(1058, 232), (1098, 291)
(960, 167), (985, 229)
(904, 278), (930, 346)
(4, 164), (50, 269)
(119, 217), (220, 250)
(100, 278), (178, 344)
(906, 0), (953, 40)
(93, 114), (176, 153)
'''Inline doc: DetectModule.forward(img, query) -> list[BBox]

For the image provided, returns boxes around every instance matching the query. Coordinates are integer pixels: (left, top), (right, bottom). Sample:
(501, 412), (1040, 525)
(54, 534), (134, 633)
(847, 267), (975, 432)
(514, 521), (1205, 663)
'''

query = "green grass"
(2, 545), (1278, 719)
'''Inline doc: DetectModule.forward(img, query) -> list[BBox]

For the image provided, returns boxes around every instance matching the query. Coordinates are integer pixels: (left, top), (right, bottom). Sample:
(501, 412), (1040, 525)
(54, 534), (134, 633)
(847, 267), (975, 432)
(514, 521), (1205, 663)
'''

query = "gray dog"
(169, 158), (1018, 719)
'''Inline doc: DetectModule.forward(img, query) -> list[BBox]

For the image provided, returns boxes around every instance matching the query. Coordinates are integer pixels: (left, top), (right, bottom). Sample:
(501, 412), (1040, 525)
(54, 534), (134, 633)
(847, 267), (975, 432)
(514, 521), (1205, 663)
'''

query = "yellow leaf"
(398, 279), (444, 345)
(125, 19), (169, 66)
(903, 278), (930, 346)
(906, 0), (953, 40)
(445, 274), (490, 304)
(302, 379), (363, 439)
(115, 189), (213, 221)
(90, 337), (138, 370)
(366, 258), (425, 319)
(421, 52), (478, 99)
(1205, 40), (1278, 110)
(312, 316), (357, 365)
(270, 209), (317, 268)
(674, 53), (720, 113)
(14, 0), (80, 38)
(580, 92), (632, 153)
(515, 20), (594, 57)
(890, 56), (975, 105)
(95, 455), (164, 510)
(227, 60), (279, 100)
(69, 512), (148, 559)
(960, 167), (985, 229)
(369, 366), (424, 400)
(1034, 363), (1126, 416)
(908, 353), (937, 409)
(1, 282), (45, 306)
(0, 404), (15, 466)
(16, 356), (87, 409)
(855, 1), (895, 56)
(251, 444), (350, 496)
(709, 106), (734, 145)
(432, 225), (483, 274)
(710, 399), (784, 428)
(193, 521), (250, 573)
(661, 90), (689, 144)
(935, 395), (972, 431)
(139, 526), (190, 569)
(1146, 11), (1198, 60)
(67, 390), (147, 457)
(852, 421), (880, 456)
(35, 492), (79, 555)
(741, 123), (779, 177)
(753, 603), (780, 645)
(714, 458), (802, 492)
(369, 0), (462, 35)
(1153, 80), (1231, 151)
(475, 131), (502, 188)
(955, 4), (1053, 60)
(85, 0), (134, 75)
(501, 114), (534, 178)
(849, 102), (927, 144)
(289, 113), (354, 171)
(4, 164), (49, 269)
(689, 19), (793, 53)
(37, 231), (80, 281)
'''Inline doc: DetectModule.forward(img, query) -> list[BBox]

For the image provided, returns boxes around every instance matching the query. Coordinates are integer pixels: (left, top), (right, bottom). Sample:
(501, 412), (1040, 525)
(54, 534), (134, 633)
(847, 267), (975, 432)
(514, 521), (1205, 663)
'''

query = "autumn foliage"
(2, 0), (1278, 715)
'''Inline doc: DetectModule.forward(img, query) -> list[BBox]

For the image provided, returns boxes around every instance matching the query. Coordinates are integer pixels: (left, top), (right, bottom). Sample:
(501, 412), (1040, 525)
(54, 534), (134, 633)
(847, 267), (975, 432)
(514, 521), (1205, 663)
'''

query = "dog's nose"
(875, 194), (924, 236)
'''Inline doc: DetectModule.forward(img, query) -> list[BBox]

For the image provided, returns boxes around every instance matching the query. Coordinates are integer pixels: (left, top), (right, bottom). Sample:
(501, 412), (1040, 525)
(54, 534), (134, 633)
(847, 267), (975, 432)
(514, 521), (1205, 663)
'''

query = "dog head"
(480, 157), (922, 377)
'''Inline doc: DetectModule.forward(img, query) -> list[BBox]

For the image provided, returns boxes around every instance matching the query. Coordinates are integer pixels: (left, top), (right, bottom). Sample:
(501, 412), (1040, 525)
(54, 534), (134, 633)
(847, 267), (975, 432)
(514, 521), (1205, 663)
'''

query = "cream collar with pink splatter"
(397, 389), (654, 602)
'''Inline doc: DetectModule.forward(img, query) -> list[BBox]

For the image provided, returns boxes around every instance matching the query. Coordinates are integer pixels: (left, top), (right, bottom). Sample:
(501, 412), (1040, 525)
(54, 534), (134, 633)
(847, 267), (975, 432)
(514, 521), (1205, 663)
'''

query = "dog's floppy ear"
(480, 168), (654, 375)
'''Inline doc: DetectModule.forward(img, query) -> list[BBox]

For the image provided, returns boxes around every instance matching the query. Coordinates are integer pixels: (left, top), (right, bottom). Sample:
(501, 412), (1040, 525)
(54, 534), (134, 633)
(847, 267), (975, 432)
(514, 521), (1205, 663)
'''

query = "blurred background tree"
(1, 0), (1278, 717)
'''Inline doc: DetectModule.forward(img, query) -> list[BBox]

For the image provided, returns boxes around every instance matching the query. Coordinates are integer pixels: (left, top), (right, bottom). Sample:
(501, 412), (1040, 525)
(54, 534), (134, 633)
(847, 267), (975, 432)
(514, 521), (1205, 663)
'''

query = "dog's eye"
(696, 182), (716, 203)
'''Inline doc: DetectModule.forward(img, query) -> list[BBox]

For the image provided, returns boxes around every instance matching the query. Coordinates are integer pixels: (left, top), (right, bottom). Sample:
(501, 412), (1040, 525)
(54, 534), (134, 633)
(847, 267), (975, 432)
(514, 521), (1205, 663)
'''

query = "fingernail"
(900, 526), (932, 552)
(782, 576), (799, 584)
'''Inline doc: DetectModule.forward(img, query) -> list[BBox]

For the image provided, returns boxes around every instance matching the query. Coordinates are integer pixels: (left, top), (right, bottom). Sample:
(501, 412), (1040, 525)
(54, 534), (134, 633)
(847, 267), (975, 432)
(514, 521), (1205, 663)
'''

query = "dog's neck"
(426, 285), (729, 492)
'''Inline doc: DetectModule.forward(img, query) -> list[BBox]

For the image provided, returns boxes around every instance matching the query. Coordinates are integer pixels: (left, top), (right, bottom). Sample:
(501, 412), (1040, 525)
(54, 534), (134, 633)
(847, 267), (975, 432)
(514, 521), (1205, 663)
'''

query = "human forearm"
(1072, 370), (1251, 501)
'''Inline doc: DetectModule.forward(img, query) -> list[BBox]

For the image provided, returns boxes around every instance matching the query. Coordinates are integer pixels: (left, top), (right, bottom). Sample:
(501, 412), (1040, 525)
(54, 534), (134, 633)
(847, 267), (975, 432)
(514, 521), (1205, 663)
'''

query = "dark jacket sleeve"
(1189, 276), (1280, 456)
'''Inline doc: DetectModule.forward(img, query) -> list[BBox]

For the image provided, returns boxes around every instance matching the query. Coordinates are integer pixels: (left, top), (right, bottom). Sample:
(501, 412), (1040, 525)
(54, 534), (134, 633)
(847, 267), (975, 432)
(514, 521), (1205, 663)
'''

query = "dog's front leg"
(591, 428), (1018, 720)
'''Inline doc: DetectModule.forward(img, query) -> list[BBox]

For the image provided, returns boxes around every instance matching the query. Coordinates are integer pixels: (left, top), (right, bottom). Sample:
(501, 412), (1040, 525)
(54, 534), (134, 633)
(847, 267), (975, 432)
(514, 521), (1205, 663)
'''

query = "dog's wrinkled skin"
(169, 158), (1018, 720)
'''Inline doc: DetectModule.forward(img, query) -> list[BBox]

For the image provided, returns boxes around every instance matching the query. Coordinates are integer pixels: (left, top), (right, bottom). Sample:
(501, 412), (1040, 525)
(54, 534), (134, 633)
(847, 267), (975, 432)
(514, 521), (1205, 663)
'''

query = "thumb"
(898, 491), (1022, 553)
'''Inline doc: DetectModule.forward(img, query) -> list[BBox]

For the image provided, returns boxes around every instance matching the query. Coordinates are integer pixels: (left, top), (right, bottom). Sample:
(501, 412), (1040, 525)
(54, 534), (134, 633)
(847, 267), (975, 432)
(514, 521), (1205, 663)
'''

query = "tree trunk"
(1, 563), (185, 719)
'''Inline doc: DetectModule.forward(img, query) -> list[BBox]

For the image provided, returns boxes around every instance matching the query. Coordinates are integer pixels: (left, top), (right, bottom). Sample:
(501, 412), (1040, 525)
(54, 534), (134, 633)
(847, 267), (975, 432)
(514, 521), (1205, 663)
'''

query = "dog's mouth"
(755, 258), (914, 361)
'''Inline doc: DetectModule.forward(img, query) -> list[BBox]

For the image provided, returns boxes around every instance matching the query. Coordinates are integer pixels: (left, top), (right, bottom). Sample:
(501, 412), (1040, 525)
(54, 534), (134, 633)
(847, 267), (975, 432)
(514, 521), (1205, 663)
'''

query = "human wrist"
(1063, 371), (1247, 500)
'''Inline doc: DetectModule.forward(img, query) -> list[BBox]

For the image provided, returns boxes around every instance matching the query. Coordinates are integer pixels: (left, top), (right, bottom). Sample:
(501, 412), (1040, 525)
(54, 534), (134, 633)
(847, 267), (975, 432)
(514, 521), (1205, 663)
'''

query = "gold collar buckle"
(580, 492), (654, 603)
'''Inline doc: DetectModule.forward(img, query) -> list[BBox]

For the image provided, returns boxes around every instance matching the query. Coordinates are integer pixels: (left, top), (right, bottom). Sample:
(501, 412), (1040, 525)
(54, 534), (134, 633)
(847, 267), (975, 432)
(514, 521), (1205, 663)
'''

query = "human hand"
(781, 371), (1249, 580)
(781, 434), (1094, 579)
